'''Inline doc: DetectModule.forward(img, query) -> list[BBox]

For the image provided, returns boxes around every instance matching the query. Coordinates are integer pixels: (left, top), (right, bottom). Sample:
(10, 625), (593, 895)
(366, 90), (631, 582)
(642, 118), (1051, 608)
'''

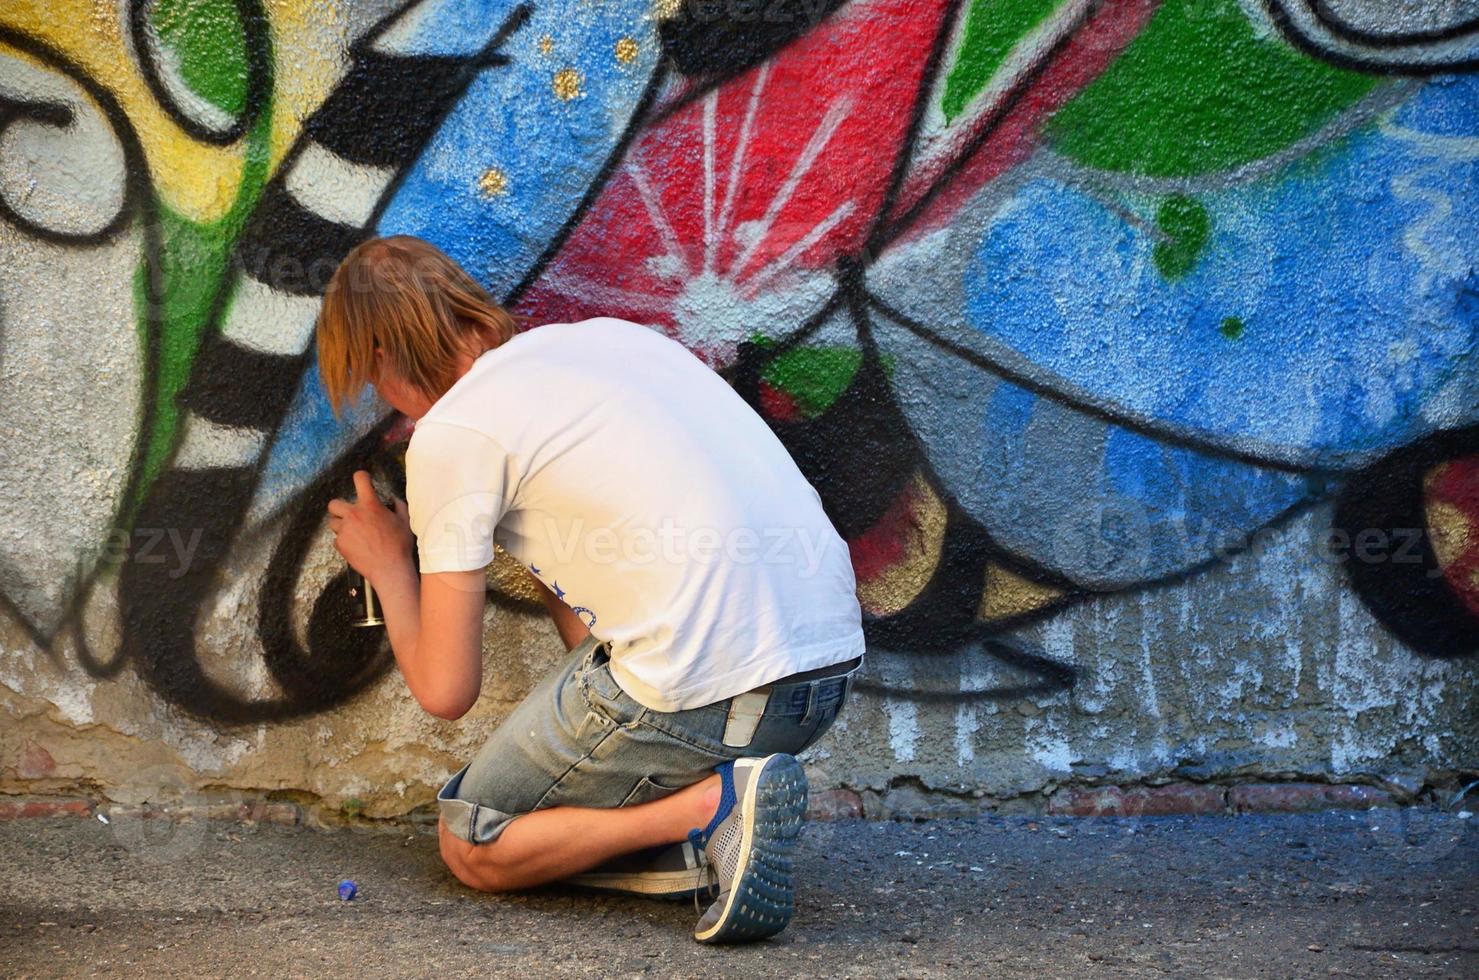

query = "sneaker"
(566, 841), (717, 900)
(688, 754), (809, 944)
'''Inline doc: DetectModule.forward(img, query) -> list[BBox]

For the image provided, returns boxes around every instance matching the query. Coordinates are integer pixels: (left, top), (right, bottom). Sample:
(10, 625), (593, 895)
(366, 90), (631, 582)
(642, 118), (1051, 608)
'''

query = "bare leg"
(439, 774), (722, 893)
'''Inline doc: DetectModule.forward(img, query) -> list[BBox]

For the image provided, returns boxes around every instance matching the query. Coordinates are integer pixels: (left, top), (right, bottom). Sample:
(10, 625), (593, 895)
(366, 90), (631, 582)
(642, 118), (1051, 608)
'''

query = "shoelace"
(692, 863), (706, 916)
(686, 827), (707, 914)
(687, 761), (739, 915)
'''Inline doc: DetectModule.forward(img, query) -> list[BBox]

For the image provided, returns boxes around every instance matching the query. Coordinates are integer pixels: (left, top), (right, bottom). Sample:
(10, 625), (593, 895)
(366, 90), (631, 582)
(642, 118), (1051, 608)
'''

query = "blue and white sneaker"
(688, 754), (808, 944)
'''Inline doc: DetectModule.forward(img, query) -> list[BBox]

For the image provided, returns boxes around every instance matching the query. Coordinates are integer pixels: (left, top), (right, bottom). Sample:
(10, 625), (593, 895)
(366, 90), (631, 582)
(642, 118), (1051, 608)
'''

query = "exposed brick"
(99, 801), (302, 826)
(0, 797), (93, 819)
(807, 788), (863, 821)
(1048, 783), (1226, 817)
(1378, 772), (1425, 801)
(1229, 782), (1393, 813)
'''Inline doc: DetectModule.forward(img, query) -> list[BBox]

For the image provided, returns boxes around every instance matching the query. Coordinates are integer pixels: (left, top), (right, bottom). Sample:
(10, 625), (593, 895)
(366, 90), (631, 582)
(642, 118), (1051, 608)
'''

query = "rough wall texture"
(2, 0), (1476, 818)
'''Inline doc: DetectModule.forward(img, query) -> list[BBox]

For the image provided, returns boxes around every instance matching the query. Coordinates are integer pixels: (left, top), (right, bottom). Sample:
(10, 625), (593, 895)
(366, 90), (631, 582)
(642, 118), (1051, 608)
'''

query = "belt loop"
(722, 689), (771, 748)
(799, 681), (818, 726)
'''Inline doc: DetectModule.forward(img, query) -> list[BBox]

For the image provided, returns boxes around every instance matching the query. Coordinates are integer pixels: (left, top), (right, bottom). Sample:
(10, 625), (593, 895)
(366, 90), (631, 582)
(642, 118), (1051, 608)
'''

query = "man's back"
(407, 317), (864, 710)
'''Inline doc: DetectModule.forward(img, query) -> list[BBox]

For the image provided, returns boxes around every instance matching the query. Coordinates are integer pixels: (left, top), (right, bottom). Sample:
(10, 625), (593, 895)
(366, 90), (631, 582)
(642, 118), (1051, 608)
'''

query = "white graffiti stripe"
(284, 141), (396, 229)
(219, 274), (324, 356)
(729, 94), (854, 278)
(1267, 0), (1479, 70)
(172, 414), (268, 471)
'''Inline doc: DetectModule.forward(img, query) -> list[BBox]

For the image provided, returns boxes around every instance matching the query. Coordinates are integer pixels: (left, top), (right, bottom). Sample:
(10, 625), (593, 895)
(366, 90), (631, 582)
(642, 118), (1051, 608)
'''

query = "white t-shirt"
(405, 317), (865, 711)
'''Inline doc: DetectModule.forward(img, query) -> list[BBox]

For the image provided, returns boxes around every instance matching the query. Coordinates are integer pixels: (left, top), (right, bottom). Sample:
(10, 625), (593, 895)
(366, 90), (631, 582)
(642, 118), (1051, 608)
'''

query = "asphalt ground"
(2, 807), (1475, 978)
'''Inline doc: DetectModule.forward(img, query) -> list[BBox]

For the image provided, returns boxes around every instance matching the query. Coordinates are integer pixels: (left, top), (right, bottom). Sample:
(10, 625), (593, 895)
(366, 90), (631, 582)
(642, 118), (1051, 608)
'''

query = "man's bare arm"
(329, 470), (486, 719)
(375, 565), (486, 719)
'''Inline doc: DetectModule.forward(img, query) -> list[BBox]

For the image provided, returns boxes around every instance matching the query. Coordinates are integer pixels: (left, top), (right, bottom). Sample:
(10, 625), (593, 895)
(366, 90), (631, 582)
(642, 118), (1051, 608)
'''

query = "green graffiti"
(1048, 0), (1379, 177)
(940, 0), (1065, 123)
(1219, 315), (1245, 340)
(1151, 195), (1210, 281)
(151, 0), (252, 115)
(750, 335), (897, 419)
(762, 346), (864, 417)
(128, 107), (274, 523)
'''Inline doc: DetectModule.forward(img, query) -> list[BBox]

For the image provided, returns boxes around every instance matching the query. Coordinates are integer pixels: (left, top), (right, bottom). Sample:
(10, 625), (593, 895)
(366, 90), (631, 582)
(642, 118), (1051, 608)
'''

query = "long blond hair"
(316, 235), (518, 414)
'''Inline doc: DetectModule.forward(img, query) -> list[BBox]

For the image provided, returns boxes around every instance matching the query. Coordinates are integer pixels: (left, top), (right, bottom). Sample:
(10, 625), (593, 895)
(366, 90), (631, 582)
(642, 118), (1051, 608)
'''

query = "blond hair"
(316, 235), (518, 414)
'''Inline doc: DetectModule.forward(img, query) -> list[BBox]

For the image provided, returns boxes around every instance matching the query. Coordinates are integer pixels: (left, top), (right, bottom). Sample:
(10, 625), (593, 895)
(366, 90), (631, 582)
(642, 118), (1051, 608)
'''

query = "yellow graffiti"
(478, 166), (509, 197)
(978, 561), (1065, 623)
(3, 0), (352, 222)
(855, 473), (947, 617)
(552, 67), (583, 101)
(1425, 465), (1470, 577)
(487, 547), (544, 604)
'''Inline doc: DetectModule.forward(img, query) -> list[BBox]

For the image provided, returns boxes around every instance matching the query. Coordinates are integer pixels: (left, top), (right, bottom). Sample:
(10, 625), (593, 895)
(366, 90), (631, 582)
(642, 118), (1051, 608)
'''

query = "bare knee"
(438, 817), (519, 893)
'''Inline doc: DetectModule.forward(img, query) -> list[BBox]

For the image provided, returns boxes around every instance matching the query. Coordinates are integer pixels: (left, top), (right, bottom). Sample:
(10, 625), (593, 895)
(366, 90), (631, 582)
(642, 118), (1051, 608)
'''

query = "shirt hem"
(417, 548), (494, 574)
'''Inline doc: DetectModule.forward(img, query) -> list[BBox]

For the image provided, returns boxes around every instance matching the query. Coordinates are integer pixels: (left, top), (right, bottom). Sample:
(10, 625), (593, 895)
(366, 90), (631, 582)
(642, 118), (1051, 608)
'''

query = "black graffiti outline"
(115, 0), (538, 722)
(1334, 425), (1479, 659)
(1264, 0), (1479, 74)
(127, 0), (272, 145)
(253, 424), (404, 721)
(0, 97), (137, 245)
(1299, 0), (1479, 48)
(509, 0), (1473, 699)
(853, 638), (1078, 701)
(658, 0), (853, 80)
(646, 0), (855, 127)
(110, 0), (694, 722)
(865, 292), (1345, 478)
(696, 0), (1360, 698)
(0, 27), (164, 677)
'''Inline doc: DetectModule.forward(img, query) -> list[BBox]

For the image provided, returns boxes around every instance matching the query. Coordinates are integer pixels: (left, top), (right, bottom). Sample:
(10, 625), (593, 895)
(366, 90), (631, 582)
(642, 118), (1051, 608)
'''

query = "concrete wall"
(2, 0), (1476, 818)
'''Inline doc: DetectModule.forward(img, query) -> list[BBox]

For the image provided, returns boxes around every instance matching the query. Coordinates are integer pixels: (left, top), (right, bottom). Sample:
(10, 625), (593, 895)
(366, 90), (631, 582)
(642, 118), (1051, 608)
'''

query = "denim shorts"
(438, 635), (858, 844)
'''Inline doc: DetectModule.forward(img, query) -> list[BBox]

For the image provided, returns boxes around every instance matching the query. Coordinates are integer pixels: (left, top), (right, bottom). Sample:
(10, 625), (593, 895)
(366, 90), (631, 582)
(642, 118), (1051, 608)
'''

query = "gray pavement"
(2, 807), (1475, 978)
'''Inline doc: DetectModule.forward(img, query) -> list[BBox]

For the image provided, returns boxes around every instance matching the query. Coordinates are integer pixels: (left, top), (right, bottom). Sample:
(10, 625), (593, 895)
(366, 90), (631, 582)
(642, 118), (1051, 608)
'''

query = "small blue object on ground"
(337, 879), (357, 901)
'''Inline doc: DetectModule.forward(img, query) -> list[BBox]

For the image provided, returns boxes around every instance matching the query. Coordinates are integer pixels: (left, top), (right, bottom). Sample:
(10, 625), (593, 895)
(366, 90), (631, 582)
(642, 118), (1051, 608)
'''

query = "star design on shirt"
(552, 581), (565, 600)
(529, 564), (541, 575)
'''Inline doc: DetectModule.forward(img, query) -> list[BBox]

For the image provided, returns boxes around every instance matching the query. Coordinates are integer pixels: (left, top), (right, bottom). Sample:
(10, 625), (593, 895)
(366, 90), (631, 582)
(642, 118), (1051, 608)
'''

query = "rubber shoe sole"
(694, 754), (808, 944)
(567, 867), (717, 900)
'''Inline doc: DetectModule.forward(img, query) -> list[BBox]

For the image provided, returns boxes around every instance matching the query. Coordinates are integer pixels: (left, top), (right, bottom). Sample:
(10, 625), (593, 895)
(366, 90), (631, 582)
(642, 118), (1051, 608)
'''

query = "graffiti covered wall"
(2, 0), (1476, 815)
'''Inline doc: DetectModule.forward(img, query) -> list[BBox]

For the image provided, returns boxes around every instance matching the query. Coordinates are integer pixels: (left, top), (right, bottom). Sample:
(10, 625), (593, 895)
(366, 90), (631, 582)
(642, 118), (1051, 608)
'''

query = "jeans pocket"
(619, 774), (690, 808)
(802, 698), (844, 748)
(579, 656), (641, 727)
(746, 693), (842, 756)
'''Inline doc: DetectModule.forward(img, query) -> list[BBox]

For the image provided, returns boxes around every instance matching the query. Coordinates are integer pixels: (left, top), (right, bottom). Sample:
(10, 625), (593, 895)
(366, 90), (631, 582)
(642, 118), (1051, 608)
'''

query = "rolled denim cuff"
(437, 764), (517, 845)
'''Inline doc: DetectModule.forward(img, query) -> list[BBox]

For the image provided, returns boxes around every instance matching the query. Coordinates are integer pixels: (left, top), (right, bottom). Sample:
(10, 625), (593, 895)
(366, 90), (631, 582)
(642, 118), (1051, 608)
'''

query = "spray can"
(343, 461), (406, 629)
(347, 570), (385, 628)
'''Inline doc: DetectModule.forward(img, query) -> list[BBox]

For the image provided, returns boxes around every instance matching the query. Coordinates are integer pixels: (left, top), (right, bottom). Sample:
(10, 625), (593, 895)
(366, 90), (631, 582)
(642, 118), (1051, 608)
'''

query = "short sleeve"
(406, 420), (514, 573)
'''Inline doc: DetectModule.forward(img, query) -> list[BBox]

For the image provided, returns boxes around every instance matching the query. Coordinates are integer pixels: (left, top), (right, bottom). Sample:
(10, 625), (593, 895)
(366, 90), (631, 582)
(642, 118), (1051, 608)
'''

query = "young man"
(318, 236), (864, 943)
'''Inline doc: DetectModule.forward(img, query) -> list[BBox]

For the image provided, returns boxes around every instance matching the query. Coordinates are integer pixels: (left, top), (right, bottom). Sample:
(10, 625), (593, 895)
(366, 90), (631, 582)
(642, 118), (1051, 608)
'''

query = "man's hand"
(326, 471), (483, 719)
(328, 470), (413, 585)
